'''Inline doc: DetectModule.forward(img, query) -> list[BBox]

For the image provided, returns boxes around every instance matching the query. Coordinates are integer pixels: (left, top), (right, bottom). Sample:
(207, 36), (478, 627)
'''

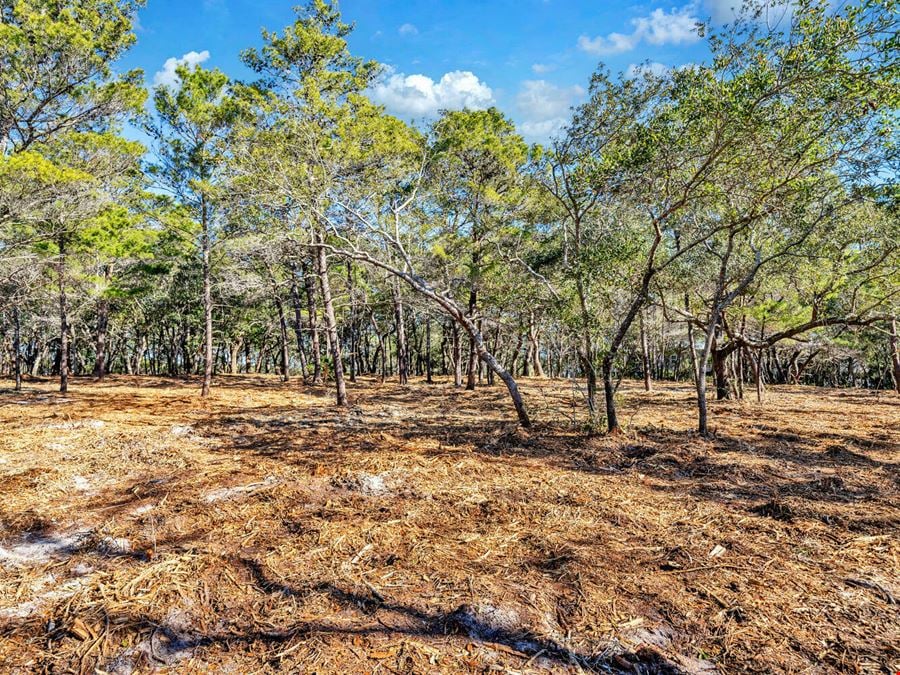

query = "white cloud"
(626, 61), (671, 78)
(635, 7), (701, 45)
(398, 22), (419, 36)
(153, 50), (210, 88)
(515, 80), (584, 142)
(517, 80), (583, 122)
(370, 69), (494, 118)
(519, 118), (569, 140)
(531, 63), (556, 74)
(579, 5), (702, 56)
(578, 31), (640, 56)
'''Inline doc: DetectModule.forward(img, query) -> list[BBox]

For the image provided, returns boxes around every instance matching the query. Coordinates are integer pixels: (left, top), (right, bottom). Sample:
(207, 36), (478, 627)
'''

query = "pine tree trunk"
(315, 237), (347, 406)
(713, 347), (730, 400)
(275, 296), (290, 382)
(288, 268), (309, 380)
(12, 304), (21, 391)
(392, 282), (408, 385)
(601, 354), (619, 434)
(465, 288), (477, 390)
(528, 311), (545, 378)
(890, 318), (900, 394)
(639, 310), (652, 392)
(92, 266), (111, 380)
(452, 323), (462, 387)
(303, 262), (323, 384)
(425, 317), (433, 383)
(58, 235), (69, 394)
(696, 360), (709, 434)
(200, 199), (213, 398)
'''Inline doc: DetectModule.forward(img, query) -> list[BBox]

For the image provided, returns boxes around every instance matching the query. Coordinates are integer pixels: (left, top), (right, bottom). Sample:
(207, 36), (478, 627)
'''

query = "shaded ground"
(0, 374), (897, 673)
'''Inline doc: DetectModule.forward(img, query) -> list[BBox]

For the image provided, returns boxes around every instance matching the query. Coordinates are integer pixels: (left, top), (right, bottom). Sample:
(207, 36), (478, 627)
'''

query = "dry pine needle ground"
(0, 375), (897, 674)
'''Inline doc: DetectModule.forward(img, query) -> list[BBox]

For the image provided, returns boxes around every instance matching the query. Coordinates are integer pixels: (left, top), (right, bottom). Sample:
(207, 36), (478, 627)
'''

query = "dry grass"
(0, 374), (897, 674)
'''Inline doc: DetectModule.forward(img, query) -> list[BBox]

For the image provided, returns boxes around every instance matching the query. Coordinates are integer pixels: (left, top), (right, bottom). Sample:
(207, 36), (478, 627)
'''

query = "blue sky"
(120, 0), (746, 142)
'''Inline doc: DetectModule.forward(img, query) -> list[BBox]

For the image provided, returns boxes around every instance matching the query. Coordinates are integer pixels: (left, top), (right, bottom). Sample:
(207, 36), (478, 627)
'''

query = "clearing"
(0, 376), (897, 673)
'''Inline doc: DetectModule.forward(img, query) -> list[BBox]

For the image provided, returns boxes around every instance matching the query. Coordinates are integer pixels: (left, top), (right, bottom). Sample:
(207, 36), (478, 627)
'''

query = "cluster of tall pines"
(1, 0), (898, 434)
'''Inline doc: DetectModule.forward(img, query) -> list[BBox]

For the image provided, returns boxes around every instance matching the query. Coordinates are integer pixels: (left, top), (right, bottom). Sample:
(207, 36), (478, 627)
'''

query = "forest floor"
(0, 375), (897, 674)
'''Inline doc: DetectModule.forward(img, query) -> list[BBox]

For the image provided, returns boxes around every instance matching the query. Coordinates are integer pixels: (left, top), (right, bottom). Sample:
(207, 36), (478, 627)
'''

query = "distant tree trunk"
(275, 296), (290, 382)
(890, 318), (900, 394)
(487, 325), (500, 385)
(12, 304), (21, 391)
(523, 337), (531, 377)
(200, 197), (213, 398)
(528, 311), (545, 378)
(601, 354), (618, 433)
(712, 345), (730, 400)
(465, 288), (477, 390)
(452, 322), (462, 387)
(303, 262), (323, 384)
(288, 267), (309, 381)
(639, 310), (652, 392)
(392, 282), (408, 385)
(575, 268), (597, 425)
(315, 235), (347, 406)
(229, 338), (242, 374)
(425, 317), (433, 383)
(697, 309), (725, 436)
(136, 334), (147, 375)
(92, 266), (111, 380)
(508, 332), (524, 376)
(58, 234), (70, 394)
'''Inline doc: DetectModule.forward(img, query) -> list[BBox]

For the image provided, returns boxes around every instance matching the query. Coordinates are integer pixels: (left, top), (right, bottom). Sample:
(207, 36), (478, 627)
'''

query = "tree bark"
(712, 344), (730, 400)
(92, 266), (111, 380)
(58, 234), (69, 394)
(601, 354), (619, 434)
(452, 322), (462, 387)
(392, 281), (408, 385)
(275, 296), (290, 382)
(315, 236), (347, 406)
(288, 267), (309, 381)
(229, 338), (242, 374)
(465, 288), (477, 390)
(200, 197), (213, 398)
(639, 309), (652, 392)
(425, 317), (433, 384)
(303, 262), (323, 384)
(528, 310), (545, 378)
(890, 318), (900, 394)
(12, 304), (21, 391)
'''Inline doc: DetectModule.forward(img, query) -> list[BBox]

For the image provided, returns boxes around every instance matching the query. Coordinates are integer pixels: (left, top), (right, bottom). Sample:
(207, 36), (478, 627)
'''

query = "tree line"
(1, 0), (898, 435)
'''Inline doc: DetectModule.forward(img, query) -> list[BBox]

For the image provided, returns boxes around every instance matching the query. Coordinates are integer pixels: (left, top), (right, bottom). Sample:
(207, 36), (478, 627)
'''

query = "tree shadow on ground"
(83, 556), (687, 674)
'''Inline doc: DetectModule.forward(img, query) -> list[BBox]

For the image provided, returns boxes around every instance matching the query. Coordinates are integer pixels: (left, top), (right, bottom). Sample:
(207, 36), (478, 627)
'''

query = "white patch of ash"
(331, 471), (393, 496)
(72, 475), (93, 492)
(203, 475), (278, 503)
(130, 504), (155, 516)
(0, 530), (90, 567)
(44, 419), (105, 430)
(628, 623), (719, 674)
(98, 537), (132, 555)
(104, 607), (198, 673)
(0, 574), (86, 620)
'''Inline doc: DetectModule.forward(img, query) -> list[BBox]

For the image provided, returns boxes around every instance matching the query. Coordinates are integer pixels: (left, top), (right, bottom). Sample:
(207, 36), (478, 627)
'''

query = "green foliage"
(0, 0), (145, 152)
